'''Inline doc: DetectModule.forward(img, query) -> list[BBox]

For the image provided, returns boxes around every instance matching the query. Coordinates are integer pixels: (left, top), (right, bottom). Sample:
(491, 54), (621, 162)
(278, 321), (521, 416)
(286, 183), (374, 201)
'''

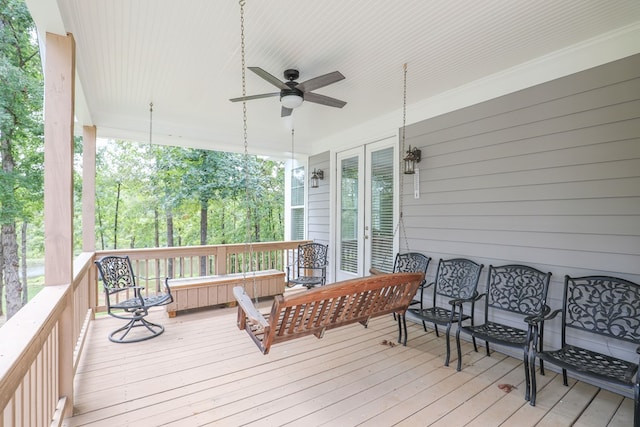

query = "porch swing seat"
(234, 272), (424, 354)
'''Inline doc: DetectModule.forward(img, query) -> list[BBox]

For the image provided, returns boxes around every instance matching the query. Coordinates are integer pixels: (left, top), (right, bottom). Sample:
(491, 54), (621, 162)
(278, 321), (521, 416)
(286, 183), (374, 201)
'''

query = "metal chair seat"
(461, 322), (529, 346)
(538, 344), (637, 386)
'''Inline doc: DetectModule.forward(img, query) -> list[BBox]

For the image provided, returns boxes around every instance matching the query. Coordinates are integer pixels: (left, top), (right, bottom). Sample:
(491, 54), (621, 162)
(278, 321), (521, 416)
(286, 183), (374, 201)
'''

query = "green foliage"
(0, 0), (44, 225)
(94, 141), (285, 249)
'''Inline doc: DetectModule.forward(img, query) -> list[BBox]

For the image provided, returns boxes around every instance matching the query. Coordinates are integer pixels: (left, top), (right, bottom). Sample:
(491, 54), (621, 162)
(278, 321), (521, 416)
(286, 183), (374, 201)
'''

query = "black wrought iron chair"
(391, 252), (431, 321)
(95, 255), (173, 343)
(286, 242), (328, 289)
(454, 264), (552, 401)
(529, 275), (640, 425)
(401, 258), (483, 366)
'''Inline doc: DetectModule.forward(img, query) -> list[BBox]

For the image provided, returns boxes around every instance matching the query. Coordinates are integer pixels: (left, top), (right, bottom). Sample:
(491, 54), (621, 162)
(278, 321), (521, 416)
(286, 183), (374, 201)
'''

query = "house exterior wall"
(307, 151), (331, 282)
(401, 53), (640, 360)
(308, 151), (331, 245)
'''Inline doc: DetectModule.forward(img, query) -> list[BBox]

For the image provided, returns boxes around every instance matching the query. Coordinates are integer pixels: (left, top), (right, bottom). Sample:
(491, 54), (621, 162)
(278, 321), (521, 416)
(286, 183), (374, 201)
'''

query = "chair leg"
(529, 352), (538, 406)
(485, 341), (490, 356)
(455, 326), (463, 371)
(434, 324), (440, 337)
(562, 369), (568, 386)
(444, 323), (452, 366)
(634, 380), (639, 427)
(402, 315), (409, 346)
(109, 316), (165, 343)
(539, 326), (545, 375)
(523, 346), (531, 401)
(397, 314), (403, 344)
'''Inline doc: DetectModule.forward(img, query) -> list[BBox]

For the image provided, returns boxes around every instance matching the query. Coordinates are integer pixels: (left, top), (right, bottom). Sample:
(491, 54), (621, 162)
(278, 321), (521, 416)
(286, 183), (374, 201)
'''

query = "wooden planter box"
(165, 269), (285, 317)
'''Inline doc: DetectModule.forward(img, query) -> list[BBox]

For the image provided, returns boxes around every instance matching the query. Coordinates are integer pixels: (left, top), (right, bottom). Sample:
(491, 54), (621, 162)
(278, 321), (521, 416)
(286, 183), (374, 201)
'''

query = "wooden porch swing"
(230, 1), (424, 354)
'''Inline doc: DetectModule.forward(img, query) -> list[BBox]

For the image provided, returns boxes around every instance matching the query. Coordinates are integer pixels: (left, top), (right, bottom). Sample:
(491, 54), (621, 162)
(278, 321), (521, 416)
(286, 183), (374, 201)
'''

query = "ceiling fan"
(230, 67), (347, 117)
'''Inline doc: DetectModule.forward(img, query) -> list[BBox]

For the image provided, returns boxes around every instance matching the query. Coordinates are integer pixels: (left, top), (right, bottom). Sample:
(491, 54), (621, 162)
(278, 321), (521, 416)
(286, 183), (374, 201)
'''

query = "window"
(291, 166), (305, 240)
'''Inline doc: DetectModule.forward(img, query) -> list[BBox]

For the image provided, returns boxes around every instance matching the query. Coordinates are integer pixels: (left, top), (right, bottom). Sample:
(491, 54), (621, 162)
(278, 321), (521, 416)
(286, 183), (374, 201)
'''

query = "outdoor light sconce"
(403, 145), (421, 174)
(310, 168), (324, 188)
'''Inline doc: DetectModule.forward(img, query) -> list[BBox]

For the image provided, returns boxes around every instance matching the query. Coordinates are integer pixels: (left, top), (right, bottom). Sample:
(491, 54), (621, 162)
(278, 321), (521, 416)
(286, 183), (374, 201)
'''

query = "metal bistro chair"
(402, 258), (483, 366)
(95, 255), (173, 343)
(390, 252), (431, 323)
(454, 264), (552, 401)
(529, 275), (640, 425)
(286, 242), (328, 289)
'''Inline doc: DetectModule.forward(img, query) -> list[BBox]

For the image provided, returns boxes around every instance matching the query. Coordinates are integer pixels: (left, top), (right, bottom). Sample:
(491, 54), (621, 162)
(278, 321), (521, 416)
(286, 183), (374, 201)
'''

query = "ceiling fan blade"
(297, 71), (345, 92)
(281, 106), (293, 117)
(249, 67), (288, 90)
(304, 92), (347, 108)
(229, 92), (279, 102)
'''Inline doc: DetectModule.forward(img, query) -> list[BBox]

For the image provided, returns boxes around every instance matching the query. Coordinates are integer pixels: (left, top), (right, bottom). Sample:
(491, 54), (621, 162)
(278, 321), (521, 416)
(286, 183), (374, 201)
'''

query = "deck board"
(63, 303), (635, 426)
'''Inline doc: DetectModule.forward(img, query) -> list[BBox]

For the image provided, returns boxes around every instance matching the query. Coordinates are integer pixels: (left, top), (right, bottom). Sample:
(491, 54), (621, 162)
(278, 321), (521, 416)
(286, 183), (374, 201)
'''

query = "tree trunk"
(3, 222), (22, 319)
(21, 222), (27, 306)
(166, 210), (174, 278)
(2, 135), (22, 320)
(220, 209), (225, 244)
(200, 201), (208, 275)
(97, 198), (105, 250)
(113, 181), (121, 249)
(154, 208), (160, 247)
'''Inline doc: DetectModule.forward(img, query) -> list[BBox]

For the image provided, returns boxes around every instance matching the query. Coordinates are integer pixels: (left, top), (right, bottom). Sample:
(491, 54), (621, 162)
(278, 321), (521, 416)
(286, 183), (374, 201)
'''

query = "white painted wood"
(81, 126), (96, 252)
(24, 1), (640, 157)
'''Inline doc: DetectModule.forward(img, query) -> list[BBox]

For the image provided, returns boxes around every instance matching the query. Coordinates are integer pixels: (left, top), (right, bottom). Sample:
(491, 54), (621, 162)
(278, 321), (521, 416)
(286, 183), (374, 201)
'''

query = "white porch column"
(82, 125), (96, 252)
(44, 31), (75, 417)
(82, 125), (98, 316)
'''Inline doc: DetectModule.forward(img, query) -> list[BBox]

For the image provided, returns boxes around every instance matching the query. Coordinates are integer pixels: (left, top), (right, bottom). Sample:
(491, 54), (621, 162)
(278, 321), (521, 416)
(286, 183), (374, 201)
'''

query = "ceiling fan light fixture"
(281, 94), (303, 109)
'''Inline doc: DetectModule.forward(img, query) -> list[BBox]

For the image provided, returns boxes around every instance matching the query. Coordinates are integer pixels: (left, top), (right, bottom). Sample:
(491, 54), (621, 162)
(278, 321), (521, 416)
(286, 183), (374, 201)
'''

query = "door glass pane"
(340, 157), (359, 273)
(370, 147), (394, 272)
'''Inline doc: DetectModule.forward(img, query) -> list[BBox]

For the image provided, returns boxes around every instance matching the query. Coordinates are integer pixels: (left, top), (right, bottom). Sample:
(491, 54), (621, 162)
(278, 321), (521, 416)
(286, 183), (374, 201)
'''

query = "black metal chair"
(454, 264), (552, 401)
(529, 275), (640, 426)
(401, 258), (483, 366)
(286, 242), (328, 289)
(390, 252), (431, 323)
(95, 255), (173, 343)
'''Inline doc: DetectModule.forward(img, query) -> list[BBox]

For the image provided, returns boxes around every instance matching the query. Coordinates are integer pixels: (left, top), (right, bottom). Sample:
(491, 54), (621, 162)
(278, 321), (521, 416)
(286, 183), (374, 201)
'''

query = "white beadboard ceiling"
(26, 0), (640, 158)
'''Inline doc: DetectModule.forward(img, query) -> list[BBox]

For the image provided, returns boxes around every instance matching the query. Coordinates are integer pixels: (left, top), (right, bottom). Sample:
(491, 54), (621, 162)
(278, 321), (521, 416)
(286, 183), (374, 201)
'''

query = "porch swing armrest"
(233, 286), (269, 329)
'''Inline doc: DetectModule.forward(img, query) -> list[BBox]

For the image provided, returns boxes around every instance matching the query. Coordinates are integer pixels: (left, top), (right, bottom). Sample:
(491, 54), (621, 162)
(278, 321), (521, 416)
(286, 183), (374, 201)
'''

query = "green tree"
(0, 0), (43, 319)
(181, 149), (244, 274)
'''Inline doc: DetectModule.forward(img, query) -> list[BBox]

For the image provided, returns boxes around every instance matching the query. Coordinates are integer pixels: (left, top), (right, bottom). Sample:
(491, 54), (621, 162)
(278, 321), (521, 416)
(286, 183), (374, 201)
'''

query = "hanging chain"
(290, 128), (295, 169)
(238, 0), (257, 298)
(149, 102), (153, 146)
(392, 63), (410, 258)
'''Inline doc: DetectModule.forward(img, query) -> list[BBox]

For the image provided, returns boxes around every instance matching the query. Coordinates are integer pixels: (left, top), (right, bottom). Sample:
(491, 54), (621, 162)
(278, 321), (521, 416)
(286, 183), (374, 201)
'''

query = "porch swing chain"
(238, 0), (258, 300)
(394, 63), (410, 255)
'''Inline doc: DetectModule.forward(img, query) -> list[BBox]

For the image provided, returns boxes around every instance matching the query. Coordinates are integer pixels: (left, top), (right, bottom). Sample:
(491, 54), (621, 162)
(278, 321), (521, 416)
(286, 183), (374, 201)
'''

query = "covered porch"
(65, 304), (633, 426)
(2, 1), (638, 426)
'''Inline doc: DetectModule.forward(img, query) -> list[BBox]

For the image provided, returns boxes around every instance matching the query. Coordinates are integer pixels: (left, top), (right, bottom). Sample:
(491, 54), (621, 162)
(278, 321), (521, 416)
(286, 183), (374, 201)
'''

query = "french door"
(335, 138), (398, 281)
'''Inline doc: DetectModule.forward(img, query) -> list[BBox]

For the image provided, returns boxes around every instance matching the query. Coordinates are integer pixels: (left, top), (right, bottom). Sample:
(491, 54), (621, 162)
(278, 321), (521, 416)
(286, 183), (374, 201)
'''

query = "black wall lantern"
(310, 168), (324, 188)
(403, 145), (421, 174)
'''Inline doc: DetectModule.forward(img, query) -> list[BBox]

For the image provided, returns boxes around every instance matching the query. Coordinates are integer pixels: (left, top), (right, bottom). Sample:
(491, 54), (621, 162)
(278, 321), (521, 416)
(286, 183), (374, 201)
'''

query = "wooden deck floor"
(63, 302), (634, 427)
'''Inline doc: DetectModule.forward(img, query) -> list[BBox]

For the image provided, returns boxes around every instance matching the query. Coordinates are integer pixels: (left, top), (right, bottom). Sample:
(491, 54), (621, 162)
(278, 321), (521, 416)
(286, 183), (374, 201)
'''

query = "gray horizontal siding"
(401, 54), (640, 365)
(307, 151), (330, 247)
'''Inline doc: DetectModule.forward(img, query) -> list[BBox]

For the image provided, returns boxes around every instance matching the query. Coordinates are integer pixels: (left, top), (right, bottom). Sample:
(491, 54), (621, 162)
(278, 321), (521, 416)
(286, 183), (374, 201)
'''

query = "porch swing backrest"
(234, 272), (424, 354)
